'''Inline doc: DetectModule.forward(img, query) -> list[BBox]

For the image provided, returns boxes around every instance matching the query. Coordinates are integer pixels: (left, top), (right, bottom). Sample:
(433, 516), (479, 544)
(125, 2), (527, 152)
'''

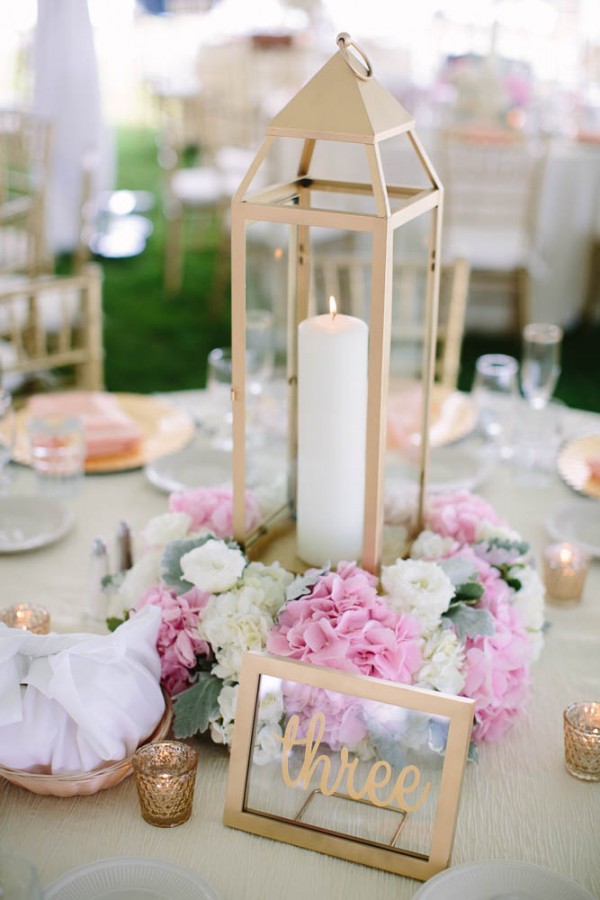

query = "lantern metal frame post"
(230, 34), (443, 574)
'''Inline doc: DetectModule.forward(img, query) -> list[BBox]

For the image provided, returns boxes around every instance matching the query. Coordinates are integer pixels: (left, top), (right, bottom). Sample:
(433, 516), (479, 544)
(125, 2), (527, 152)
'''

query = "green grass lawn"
(93, 127), (599, 411)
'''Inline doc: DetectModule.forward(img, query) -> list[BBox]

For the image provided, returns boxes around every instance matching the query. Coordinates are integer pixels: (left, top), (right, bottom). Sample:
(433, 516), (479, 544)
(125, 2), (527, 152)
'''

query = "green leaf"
(439, 556), (477, 586)
(454, 581), (484, 602)
(443, 603), (494, 640)
(106, 615), (126, 633)
(172, 674), (224, 738)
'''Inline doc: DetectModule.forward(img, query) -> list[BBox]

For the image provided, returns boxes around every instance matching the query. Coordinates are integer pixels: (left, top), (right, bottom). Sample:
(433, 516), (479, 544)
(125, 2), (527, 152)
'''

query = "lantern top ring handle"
(336, 33), (373, 81)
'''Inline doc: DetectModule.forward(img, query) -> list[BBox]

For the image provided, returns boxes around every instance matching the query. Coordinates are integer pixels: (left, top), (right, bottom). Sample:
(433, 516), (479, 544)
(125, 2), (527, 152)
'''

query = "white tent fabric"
(33, 0), (114, 254)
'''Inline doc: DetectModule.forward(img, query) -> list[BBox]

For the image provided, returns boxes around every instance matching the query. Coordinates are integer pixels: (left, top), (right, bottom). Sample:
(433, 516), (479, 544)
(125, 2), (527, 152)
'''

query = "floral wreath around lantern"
(107, 486), (545, 763)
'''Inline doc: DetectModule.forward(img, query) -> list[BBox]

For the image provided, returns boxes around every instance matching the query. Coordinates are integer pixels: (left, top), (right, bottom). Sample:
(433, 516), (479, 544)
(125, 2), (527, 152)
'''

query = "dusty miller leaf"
(172, 674), (224, 738)
(286, 565), (330, 603)
(443, 603), (494, 640)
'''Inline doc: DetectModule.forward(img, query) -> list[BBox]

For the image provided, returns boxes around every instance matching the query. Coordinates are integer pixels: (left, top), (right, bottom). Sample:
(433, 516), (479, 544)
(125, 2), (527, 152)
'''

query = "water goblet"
(472, 354), (519, 458)
(520, 323), (562, 410)
(205, 347), (234, 451)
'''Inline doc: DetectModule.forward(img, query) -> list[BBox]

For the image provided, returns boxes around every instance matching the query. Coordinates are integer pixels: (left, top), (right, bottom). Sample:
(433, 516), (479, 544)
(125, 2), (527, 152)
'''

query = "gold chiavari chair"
(312, 255), (471, 391)
(0, 264), (104, 393)
(0, 109), (53, 278)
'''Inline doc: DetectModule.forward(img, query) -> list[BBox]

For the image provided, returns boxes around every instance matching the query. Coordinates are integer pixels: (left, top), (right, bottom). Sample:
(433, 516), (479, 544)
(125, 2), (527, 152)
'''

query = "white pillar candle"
(297, 299), (368, 567)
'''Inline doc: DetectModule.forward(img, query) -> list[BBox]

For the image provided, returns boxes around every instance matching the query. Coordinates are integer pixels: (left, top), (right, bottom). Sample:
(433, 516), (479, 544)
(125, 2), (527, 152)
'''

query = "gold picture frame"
(224, 652), (475, 882)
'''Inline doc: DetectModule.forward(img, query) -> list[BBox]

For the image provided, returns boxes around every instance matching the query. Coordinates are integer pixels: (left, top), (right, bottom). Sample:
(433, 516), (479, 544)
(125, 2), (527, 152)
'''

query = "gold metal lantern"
(230, 33), (443, 574)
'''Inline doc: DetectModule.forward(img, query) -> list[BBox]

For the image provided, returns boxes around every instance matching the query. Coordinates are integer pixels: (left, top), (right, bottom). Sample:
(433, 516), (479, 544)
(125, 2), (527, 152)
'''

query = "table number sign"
(224, 653), (474, 881)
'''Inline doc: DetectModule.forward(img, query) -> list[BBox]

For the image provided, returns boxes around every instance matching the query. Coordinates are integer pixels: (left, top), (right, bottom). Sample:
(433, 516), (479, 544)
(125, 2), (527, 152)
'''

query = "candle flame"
(559, 546), (573, 565)
(273, 247), (283, 261)
(329, 296), (337, 319)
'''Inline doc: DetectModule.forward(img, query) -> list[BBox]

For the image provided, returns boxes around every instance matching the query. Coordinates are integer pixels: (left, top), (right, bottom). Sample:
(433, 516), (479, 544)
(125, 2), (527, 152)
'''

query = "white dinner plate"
(145, 444), (232, 493)
(387, 440), (495, 494)
(545, 500), (600, 558)
(0, 496), (75, 553)
(413, 860), (595, 900)
(44, 857), (220, 900)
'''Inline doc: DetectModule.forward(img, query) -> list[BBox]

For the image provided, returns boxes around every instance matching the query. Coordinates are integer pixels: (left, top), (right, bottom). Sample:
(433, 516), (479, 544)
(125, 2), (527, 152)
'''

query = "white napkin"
(0, 606), (165, 775)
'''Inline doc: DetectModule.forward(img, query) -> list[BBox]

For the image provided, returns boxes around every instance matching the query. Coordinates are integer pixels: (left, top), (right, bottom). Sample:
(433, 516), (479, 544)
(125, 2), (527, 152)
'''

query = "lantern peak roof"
(267, 46), (415, 144)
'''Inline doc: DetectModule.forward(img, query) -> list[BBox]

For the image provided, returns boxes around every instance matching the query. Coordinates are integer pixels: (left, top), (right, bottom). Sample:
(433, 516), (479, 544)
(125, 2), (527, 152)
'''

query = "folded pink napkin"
(27, 392), (143, 459)
(0, 606), (164, 775)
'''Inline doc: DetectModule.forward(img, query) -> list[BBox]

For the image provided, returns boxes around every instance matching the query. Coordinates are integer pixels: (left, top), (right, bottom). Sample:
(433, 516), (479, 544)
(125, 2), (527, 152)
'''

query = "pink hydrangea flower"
(168, 486), (261, 538)
(133, 584), (211, 696)
(426, 491), (507, 545)
(267, 562), (422, 685)
(462, 602), (531, 743)
(282, 682), (368, 752)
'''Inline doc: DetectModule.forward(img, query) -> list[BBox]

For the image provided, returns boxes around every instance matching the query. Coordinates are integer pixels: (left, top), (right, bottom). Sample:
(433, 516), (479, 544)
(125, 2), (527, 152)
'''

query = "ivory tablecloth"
(1, 400), (599, 899)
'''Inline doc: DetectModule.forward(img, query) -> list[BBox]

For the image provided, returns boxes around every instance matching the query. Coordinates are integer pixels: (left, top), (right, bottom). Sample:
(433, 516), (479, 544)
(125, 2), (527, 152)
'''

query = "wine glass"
(520, 323), (563, 410)
(472, 354), (519, 457)
(0, 388), (16, 492)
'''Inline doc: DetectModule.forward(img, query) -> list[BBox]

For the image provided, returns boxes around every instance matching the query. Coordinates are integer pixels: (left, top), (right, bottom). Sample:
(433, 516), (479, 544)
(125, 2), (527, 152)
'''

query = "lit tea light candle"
(297, 297), (368, 567)
(132, 740), (198, 827)
(542, 542), (590, 605)
(0, 603), (51, 634)
(563, 701), (600, 781)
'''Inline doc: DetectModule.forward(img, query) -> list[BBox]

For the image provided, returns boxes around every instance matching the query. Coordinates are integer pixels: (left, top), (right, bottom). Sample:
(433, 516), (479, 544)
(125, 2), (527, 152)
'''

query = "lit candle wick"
(559, 547), (573, 566)
(329, 296), (337, 320)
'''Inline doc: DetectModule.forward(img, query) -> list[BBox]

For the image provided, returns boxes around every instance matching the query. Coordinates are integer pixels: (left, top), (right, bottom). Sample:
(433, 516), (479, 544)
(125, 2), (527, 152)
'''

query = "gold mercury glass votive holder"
(542, 542), (590, 605)
(563, 702), (600, 781)
(132, 740), (198, 827)
(0, 603), (51, 634)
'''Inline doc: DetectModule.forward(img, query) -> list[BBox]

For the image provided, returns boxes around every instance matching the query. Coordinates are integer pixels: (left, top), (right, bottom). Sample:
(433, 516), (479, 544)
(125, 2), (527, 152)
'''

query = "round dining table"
(0, 392), (599, 899)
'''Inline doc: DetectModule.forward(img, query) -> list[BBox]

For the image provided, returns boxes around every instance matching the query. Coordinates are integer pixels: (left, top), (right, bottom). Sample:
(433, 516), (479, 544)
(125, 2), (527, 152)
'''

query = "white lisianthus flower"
(381, 559), (454, 630)
(410, 529), (457, 560)
(217, 683), (239, 726)
(252, 724), (284, 766)
(417, 629), (466, 695)
(142, 512), (192, 549)
(180, 540), (246, 593)
(258, 689), (284, 726)
(475, 519), (522, 545)
(209, 719), (235, 746)
(113, 549), (163, 614)
(509, 565), (545, 662)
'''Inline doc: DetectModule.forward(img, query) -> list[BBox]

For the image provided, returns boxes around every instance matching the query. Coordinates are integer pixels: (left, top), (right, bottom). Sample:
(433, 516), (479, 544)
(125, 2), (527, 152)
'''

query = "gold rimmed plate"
(13, 393), (195, 474)
(557, 434), (600, 500)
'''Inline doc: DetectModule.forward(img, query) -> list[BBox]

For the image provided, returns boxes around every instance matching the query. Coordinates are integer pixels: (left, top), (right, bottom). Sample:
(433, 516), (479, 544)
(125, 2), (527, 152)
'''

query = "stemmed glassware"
(520, 323), (563, 410)
(512, 323), (564, 484)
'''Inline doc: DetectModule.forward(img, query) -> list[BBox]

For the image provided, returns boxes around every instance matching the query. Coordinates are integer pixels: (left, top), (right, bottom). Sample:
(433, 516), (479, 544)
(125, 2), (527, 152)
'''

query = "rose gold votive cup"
(0, 603), (50, 634)
(542, 542), (590, 605)
(132, 740), (198, 827)
(563, 702), (600, 781)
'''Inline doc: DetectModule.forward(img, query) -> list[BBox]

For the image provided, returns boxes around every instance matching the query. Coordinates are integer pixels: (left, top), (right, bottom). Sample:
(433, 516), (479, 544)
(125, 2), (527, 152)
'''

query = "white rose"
(258, 689), (284, 726)
(381, 559), (454, 628)
(180, 540), (246, 593)
(142, 512), (192, 549)
(417, 628), (466, 695)
(410, 530), (457, 560)
(113, 549), (162, 613)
